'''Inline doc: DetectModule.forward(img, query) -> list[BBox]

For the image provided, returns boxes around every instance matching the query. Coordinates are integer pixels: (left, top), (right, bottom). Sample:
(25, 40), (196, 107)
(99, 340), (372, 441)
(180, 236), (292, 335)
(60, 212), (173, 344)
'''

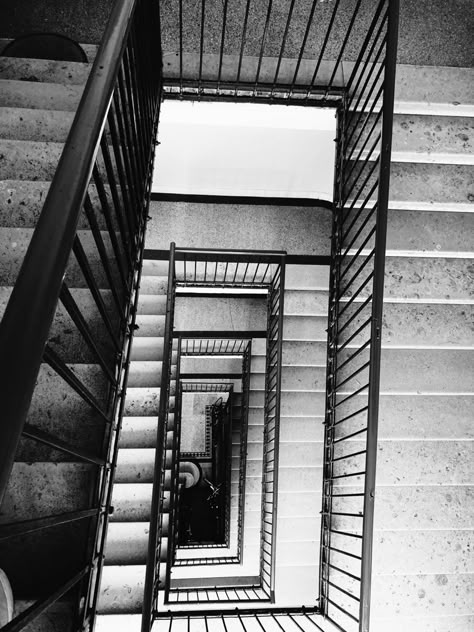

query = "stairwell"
(0, 6), (473, 632)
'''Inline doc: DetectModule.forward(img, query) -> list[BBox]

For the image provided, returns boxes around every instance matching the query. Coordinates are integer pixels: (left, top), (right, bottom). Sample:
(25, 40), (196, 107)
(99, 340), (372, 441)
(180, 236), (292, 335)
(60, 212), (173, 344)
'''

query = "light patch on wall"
(152, 101), (336, 200)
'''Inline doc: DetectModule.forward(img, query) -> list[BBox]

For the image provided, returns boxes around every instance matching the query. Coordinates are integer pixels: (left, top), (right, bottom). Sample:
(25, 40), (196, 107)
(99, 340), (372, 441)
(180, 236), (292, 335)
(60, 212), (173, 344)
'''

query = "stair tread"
(0, 56), (92, 84)
(0, 78), (84, 111)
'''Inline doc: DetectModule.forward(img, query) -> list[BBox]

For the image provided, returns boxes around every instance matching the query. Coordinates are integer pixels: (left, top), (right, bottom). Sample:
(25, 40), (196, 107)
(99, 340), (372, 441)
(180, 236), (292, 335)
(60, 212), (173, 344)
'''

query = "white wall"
(152, 101), (336, 201)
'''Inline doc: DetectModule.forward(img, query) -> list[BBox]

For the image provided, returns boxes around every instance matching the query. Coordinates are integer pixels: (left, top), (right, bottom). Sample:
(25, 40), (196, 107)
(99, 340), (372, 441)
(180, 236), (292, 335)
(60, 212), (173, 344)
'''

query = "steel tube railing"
(0, 0), (161, 629)
(319, 2), (399, 631)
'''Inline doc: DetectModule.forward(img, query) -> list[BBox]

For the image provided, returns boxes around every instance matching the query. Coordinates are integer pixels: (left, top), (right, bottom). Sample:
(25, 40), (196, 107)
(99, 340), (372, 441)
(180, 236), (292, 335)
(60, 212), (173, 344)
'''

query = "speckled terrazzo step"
(0, 78), (85, 111)
(0, 57), (92, 85)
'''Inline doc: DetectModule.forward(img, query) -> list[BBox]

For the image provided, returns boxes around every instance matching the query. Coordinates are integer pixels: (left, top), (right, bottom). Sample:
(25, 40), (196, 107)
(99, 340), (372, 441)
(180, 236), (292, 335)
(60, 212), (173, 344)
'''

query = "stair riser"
(0, 79), (84, 111)
(0, 180), (122, 231)
(336, 348), (474, 393)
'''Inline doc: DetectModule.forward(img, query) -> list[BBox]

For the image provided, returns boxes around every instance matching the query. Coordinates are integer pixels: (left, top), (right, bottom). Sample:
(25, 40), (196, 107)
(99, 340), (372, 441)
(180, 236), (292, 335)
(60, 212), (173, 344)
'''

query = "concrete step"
(110, 484), (153, 522)
(130, 337), (164, 361)
(120, 417), (158, 448)
(104, 523), (149, 565)
(277, 441), (324, 468)
(115, 448), (156, 483)
(123, 388), (165, 416)
(251, 339), (327, 366)
(379, 348), (474, 393)
(383, 256), (474, 301)
(284, 289), (329, 316)
(26, 363), (107, 432)
(367, 302), (474, 347)
(249, 391), (325, 417)
(139, 275), (169, 295)
(0, 78), (84, 111)
(389, 163), (474, 205)
(0, 138), (64, 180)
(0, 286), (116, 363)
(134, 315), (166, 337)
(378, 394), (473, 440)
(0, 180), (122, 231)
(278, 417), (325, 443)
(98, 565), (145, 614)
(349, 113), (474, 162)
(135, 293), (167, 315)
(394, 65), (474, 114)
(339, 484), (474, 531)
(95, 614), (142, 632)
(0, 107), (75, 142)
(276, 467), (322, 493)
(251, 366), (326, 392)
(386, 207), (474, 255)
(0, 226), (119, 288)
(372, 530), (472, 576)
(125, 361), (164, 388)
(285, 264), (330, 290)
(329, 439), (473, 488)
(274, 565), (318, 605)
(336, 348), (474, 393)
(0, 56), (91, 84)
(283, 315), (327, 341)
(141, 259), (169, 277)
(370, 573), (473, 621)
(1, 462), (95, 523)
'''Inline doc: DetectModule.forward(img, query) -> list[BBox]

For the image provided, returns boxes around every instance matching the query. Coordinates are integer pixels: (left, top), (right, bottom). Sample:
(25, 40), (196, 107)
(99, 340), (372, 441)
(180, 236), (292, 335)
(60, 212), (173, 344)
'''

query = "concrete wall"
(146, 201), (332, 256)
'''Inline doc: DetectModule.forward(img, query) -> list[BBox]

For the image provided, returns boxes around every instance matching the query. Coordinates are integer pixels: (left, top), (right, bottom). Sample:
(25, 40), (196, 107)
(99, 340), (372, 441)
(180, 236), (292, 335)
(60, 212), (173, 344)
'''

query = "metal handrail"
(259, 258), (285, 600)
(0, 0), (162, 629)
(142, 242), (176, 632)
(0, 0), (140, 503)
(319, 2), (399, 631)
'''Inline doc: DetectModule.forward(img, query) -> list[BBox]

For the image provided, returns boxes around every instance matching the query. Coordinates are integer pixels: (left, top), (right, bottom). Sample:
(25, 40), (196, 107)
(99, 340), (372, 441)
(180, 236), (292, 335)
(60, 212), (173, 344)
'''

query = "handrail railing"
(163, 338), (183, 602)
(174, 248), (285, 288)
(142, 242), (176, 632)
(236, 340), (252, 564)
(159, 0), (388, 106)
(181, 338), (251, 356)
(319, 2), (399, 631)
(0, 0), (162, 629)
(260, 257), (285, 601)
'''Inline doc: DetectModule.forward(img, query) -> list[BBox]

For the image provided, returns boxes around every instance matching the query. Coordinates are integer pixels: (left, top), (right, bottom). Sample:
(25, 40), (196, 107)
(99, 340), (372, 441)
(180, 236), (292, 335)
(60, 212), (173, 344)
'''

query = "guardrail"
(319, 2), (399, 631)
(0, 0), (161, 629)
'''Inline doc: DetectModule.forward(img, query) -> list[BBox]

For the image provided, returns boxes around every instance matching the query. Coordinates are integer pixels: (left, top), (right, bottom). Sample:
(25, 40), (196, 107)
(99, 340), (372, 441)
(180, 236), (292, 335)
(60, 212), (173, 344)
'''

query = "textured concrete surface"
(147, 201), (332, 257)
(0, 0), (114, 45)
(386, 209), (474, 254)
(175, 296), (266, 332)
(389, 163), (474, 205)
(0, 57), (90, 84)
(0, 181), (118, 230)
(0, 79), (83, 111)
(0, 462), (96, 522)
(0, 0), (473, 67)
(383, 256), (474, 300)
(0, 108), (75, 143)
(0, 227), (119, 288)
